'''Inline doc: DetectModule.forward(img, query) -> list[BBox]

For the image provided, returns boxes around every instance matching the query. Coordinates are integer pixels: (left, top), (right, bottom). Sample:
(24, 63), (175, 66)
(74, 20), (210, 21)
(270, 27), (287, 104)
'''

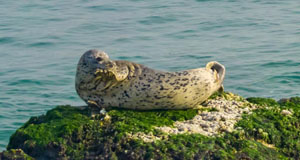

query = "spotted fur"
(75, 49), (225, 110)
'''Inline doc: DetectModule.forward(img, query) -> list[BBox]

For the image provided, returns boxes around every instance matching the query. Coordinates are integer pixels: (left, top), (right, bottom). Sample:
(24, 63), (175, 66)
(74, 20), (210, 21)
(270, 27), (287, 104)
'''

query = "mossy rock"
(0, 149), (33, 160)
(3, 93), (300, 159)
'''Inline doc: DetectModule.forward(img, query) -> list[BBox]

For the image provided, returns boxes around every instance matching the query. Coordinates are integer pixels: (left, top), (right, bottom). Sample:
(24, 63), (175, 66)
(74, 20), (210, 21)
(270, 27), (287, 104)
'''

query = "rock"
(280, 109), (293, 116)
(0, 149), (33, 160)
(1, 92), (300, 159)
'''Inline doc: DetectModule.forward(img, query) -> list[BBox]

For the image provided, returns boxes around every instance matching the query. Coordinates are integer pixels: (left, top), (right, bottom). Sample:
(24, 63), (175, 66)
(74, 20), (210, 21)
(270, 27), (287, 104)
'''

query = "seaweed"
(0, 149), (33, 160)
(4, 94), (300, 159)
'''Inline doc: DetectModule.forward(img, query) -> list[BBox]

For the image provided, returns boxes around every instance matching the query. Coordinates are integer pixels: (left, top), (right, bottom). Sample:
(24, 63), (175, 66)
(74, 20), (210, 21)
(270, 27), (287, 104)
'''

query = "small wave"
(270, 75), (300, 82)
(8, 79), (42, 86)
(236, 86), (258, 93)
(260, 60), (300, 67)
(0, 102), (14, 108)
(6, 79), (59, 87)
(195, 0), (219, 2)
(165, 30), (198, 39)
(260, 50), (281, 54)
(28, 42), (54, 47)
(180, 55), (213, 59)
(139, 16), (177, 25)
(0, 37), (15, 44)
(117, 55), (150, 60)
(45, 18), (64, 22)
(12, 122), (25, 127)
(86, 5), (117, 11)
(114, 37), (131, 42)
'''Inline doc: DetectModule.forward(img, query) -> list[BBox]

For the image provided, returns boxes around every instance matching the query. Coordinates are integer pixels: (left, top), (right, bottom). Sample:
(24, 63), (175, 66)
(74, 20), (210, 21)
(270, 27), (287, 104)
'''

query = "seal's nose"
(96, 57), (103, 61)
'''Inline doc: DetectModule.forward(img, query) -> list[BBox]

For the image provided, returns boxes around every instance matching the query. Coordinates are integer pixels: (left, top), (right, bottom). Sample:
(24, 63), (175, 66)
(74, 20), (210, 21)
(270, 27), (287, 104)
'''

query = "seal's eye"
(96, 57), (103, 61)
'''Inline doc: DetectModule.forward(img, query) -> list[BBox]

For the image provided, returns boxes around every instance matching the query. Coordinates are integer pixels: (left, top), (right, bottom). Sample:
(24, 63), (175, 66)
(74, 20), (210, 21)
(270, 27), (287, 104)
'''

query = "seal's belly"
(94, 69), (216, 110)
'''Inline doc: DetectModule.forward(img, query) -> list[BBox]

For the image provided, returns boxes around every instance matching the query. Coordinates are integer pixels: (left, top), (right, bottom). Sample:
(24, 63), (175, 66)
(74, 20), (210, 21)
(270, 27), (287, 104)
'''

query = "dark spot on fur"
(180, 83), (189, 87)
(123, 90), (130, 98)
(143, 84), (150, 88)
(182, 78), (188, 81)
(160, 85), (164, 90)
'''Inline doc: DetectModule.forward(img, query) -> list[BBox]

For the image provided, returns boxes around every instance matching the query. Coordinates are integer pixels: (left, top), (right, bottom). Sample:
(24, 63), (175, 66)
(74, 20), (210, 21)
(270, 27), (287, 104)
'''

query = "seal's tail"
(206, 61), (226, 84)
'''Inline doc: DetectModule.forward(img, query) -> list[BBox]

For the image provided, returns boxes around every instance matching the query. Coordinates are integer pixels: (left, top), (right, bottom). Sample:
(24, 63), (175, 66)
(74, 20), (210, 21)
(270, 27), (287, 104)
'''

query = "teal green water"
(0, 0), (300, 151)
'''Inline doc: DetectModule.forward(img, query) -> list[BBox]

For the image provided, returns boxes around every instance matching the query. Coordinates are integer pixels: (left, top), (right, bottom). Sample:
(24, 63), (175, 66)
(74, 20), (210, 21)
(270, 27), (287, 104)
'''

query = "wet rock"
(281, 109), (293, 116)
(156, 95), (258, 136)
(2, 92), (299, 159)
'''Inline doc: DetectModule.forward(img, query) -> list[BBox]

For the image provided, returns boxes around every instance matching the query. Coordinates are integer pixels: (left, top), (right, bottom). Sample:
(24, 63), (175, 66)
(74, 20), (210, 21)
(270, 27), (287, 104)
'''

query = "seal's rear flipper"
(206, 61), (226, 83)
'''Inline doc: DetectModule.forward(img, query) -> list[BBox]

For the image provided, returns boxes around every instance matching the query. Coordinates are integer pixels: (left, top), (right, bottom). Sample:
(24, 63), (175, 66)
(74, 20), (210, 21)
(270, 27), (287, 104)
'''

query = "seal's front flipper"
(87, 100), (101, 117)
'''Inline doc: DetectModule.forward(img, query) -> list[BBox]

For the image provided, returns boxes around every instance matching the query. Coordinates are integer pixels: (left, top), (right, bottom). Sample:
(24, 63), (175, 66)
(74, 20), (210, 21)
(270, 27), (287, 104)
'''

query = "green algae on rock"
(0, 149), (33, 160)
(240, 97), (300, 159)
(3, 93), (300, 159)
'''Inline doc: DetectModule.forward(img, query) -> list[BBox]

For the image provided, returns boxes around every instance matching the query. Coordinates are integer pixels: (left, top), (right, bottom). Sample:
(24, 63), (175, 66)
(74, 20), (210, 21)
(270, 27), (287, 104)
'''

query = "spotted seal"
(75, 49), (225, 110)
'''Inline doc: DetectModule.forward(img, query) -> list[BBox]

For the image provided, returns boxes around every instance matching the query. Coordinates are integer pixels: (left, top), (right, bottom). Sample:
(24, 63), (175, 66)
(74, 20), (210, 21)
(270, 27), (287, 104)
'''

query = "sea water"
(0, 0), (299, 151)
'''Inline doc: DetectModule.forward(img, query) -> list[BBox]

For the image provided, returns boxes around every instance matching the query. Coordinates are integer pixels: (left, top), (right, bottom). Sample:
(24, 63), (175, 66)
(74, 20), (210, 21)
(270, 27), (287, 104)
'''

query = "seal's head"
(76, 49), (129, 92)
